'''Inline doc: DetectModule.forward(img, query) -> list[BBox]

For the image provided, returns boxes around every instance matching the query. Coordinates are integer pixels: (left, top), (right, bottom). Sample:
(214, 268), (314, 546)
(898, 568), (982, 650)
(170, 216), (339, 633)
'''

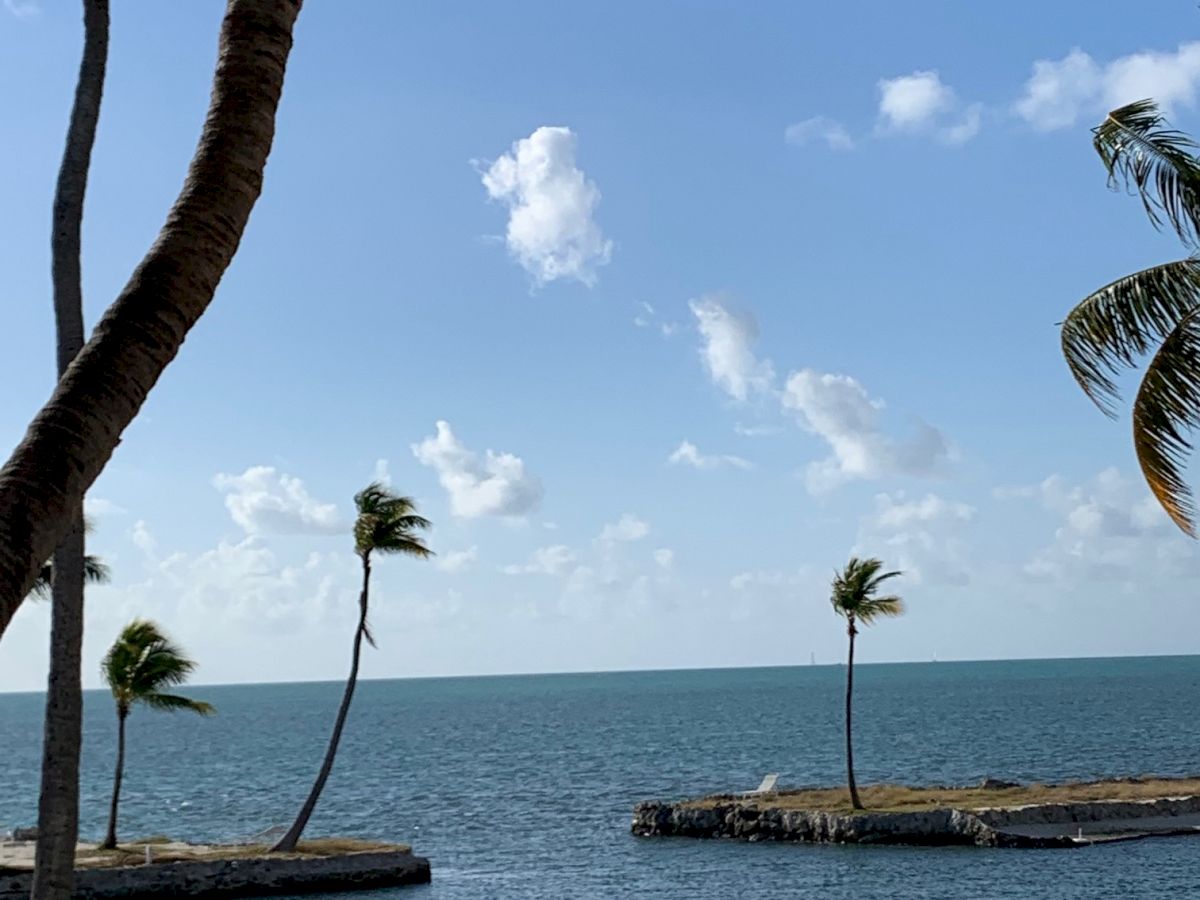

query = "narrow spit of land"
(684, 776), (1200, 813)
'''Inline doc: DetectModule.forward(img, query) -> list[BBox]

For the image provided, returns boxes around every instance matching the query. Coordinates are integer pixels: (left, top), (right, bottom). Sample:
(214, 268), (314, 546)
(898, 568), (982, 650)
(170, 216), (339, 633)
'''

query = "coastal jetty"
(632, 777), (1200, 849)
(0, 838), (430, 898)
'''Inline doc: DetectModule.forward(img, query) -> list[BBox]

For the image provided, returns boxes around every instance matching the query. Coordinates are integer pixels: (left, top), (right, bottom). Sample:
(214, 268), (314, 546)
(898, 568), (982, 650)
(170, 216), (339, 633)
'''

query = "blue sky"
(2, 2), (1199, 690)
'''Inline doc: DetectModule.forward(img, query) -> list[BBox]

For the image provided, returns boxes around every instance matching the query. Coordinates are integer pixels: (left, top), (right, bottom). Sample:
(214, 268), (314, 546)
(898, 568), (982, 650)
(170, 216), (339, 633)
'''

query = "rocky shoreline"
(632, 794), (1200, 849)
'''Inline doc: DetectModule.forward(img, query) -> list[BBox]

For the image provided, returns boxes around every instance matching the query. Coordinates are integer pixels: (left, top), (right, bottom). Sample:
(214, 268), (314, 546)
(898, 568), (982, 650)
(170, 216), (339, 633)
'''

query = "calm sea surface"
(3, 657), (1200, 898)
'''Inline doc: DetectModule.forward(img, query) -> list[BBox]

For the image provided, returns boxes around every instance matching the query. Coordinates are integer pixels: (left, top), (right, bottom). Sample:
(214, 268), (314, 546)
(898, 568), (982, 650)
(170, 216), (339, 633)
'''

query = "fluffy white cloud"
(412, 421), (543, 519)
(598, 513), (650, 543)
(437, 546), (478, 573)
(653, 548), (674, 570)
(781, 370), (950, 492)
(877, 71), (981, 144)
(667, 440), (752, 471)
(131, 520), (157, 557)
(503, 544), (577, 576)
(479, 125), (612, 286)
(1010, 469), (1197, 582)
(1015, 42), (1200, 130)
(857, 492), (976, 585)
(784, 116), (855, 151)
(212, 466), (342, 535)
(689, 296), (775, 401)
(373, 458), (391, 486)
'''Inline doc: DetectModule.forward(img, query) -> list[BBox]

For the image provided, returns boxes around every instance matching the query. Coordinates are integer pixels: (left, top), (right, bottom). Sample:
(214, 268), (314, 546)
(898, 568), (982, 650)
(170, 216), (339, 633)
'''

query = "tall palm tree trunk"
(100, 709), (126, 850)
(845, 621), (863, 810)
(272, 554), (372, 853)
(33, 4), (109, 896)
(0, 0), (302, 634)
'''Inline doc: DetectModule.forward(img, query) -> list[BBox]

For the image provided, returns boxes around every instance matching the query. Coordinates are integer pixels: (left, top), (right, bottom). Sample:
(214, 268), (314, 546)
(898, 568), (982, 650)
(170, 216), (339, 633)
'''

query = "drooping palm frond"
(1130, 308), (1200, 536)
(140, 692), (215, 715)
(1093, 99), (1200, 245)
(102, 619), (211, 715)
(830, 556), (904, 626)
(353, 482), (433, 559)
(1062, 258), (1200, 413)
(29, 553), (111, 600)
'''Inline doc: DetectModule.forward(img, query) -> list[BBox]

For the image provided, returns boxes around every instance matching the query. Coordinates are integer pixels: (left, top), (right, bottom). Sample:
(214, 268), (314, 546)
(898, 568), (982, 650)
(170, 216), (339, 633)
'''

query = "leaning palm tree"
(1062, 99), (1200, 536)
(830, 557), (903, 810)
(100, 620), (213, 850)
(272, 484), (433, 852)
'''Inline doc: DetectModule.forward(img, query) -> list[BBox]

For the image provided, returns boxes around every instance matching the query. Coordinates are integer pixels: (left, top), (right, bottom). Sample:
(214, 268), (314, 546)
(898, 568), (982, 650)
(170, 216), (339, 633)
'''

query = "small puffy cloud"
(857, 492), (976, 585)
(373, 459), (391, 486)
(479, 125), (612, 286)
(437, 546), (478, 574)
(502, 544), (577, 576)
(653, 548), (674, 570)
(131, 520), (157, 557)
(782, 370), (950, 492)
(412, 421), (543, 519)
(667, 440), (752, 471)
(877, 70), (981, 144)
(598, 513), (650, 543)
(212, 466), (342, 535)
(633, 300), (679, 337)
(784, 116), (855, 151)
(689, 296), (775, 401)
(1015, 42), (1200, 131)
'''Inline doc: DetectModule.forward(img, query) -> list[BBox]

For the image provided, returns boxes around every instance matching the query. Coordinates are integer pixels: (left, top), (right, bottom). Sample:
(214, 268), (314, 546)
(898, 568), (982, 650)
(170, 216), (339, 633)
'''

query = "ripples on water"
(3, 656), (1200, 897)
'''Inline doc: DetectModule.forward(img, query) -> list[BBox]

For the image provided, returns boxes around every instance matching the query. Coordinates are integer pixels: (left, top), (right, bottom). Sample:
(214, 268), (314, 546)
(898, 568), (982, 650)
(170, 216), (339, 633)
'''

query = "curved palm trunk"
(32, 4), (109, 897)
(272, 554), (372, 853)
(0, 0), (302, 635)
(845, 621), (863, 810)
(100, 708), (126, 850)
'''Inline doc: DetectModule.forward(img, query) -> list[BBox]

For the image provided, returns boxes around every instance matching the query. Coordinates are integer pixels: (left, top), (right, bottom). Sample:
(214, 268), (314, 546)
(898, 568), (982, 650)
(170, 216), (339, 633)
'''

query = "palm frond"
(102, 619), (207, 710)
(1062, 258), (1200, 414)
(353, 483), (433, 557)
(830, 557), (905, 627)
(1130, 307), (1200, 535)
(1093, 99), (1200, 245)
(141, 693), (214, 715)
(857, 595), (905, 624)
(28, 553), (111, 600)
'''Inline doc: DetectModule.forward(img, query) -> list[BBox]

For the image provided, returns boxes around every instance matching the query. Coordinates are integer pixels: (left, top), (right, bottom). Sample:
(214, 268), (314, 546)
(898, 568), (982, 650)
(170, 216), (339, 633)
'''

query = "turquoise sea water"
(3, 656), (1200, 898)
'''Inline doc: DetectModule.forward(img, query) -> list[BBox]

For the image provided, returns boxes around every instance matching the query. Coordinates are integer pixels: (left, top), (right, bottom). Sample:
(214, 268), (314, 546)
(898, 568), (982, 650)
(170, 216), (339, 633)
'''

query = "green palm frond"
(1130, 308), (1200, 536)
(1062, 258), (1200, 413)
(353, 482), (433, 558)
(141, 693), (215, 715)
(102, 619), (212, 716)
(830, 556), (904, 626)
(29, 553), (111, 600)
(1093, 99), (1200, 245)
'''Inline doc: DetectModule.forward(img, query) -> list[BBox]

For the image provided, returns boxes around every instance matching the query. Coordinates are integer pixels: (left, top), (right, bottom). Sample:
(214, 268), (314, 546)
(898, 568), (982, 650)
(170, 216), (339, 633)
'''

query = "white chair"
(744, 773), (779, 796)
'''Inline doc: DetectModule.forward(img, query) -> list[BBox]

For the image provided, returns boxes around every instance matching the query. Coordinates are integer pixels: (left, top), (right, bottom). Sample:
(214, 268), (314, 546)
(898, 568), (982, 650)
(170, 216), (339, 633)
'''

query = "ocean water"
(3, 656), (1200, 898)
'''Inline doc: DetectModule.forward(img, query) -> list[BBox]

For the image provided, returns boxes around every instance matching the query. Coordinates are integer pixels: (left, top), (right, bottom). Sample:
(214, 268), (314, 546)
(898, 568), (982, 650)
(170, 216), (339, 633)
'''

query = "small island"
(0, 837), (430, 899)
(632, 777), (1200, 849)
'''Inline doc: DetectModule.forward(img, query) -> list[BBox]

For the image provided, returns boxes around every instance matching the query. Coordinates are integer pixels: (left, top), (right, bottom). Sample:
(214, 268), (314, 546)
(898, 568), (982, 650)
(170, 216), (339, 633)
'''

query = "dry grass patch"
(683, 776), (1200, 814)
(73, 837), (407, 869)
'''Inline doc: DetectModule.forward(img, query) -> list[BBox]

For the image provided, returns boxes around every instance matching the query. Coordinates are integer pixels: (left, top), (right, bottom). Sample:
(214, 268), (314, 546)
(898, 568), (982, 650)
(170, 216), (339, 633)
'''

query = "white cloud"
(131, 520), (157, 558)
(633, 300), (679, 337)
(479, 125), (612, 286)
(857, 492), (976, 585)
(667, 440), (752, 471)
(689, 296), (775, 401)
(412, 421), (543, 519)
(1015, 42), (1200, 131)
(877, 71), (981, 144)
(598, 513), (650, 543)
(85, 497), (126, 517)
(373, 458), (391, 486)
(503, 544), (577, 576)
(781, 369), (950, 492)
(3, 0), (38, 19)
(653, 548), (674, 570)
(784, 116), (855, 151)
(437, 546), (478, 573)
(212, 466), (342, 535)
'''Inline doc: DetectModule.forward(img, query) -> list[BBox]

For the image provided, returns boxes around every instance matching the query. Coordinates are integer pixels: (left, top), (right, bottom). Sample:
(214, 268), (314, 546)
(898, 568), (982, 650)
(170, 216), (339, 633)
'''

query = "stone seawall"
(0, 849), (430, 899)
(632, 794), (1200, 849)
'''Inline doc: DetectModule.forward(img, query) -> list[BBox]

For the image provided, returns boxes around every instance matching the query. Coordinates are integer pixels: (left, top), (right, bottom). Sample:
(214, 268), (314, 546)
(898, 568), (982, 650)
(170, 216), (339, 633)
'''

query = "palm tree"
(99, 620), (213, 850)
(830, 557), (903, 810)
(1062, 99), (1200, 536)
(0, 0), (303, 635)
(29, 554), (111, 600)
(272, 484), (432, 852)
(33, 4), (108, 893)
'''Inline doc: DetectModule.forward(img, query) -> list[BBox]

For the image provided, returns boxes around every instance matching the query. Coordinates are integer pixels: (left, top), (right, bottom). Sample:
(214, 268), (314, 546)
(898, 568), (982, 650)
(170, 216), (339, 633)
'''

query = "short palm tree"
(272, 483), (432, 852)
(1062, 99), (1200, 536)
(830, 557), (903, 810)
(100, 620), (213, 849)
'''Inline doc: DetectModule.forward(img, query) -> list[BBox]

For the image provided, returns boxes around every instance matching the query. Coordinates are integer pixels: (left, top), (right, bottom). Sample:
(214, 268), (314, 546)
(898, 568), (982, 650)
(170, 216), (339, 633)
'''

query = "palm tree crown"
(831, 556), (904, 632)
(101, 619), (214, 717)
(354, 482), (434, 558)
(30, 555), (110, 600)
(1062, 99), (1200, 536)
